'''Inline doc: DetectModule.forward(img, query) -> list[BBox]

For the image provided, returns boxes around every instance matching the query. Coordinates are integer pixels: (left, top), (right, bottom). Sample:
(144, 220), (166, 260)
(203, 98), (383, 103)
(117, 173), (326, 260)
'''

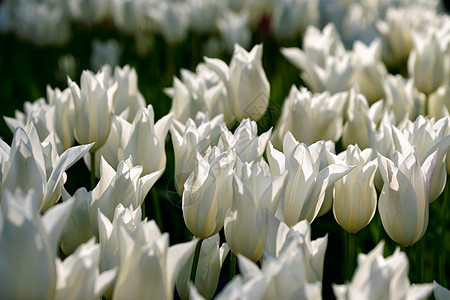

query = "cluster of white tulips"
(1, 0), (450, 299)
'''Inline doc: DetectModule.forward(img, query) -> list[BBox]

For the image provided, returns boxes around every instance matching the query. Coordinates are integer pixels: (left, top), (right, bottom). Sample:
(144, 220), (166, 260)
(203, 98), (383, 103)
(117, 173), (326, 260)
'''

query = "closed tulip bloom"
(113, 65), (146, 122)
(342, 89), (373, 149)
(68, 69), (118, 153)
(123, 105), (173, 175)
(377, 149), (437, 247)
(329, 145), (377, 233)
(176, 233), (230, 300)
(60, 188), (94, 255)
(205, 44), (270, 121)
(216, 10), (251, 54)
(148, 1), (190, 45)
(0, 189), (75, 299)
(408, 30), (446, 95)
(183, 148), (235, 239)
(224, 160), (287, 262)
(54, 239), (117, 300)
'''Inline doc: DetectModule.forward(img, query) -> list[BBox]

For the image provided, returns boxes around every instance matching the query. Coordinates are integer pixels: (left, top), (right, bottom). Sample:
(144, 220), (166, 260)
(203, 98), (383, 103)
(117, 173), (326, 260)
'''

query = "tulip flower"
(265, 218), (328, 283)
(182, 148), (236, 239)
(383, 74), (425, 124)
(270, 0), (319, 40)
(273, 132), (353, 226)
(97, 204), (143, 298)
(54, 239), (117, 300)
(376, 7), (415, 69)
(216, 11), (251, 54)
(215, 251), (322, 300)
(408, 30), (446, 95)
(224, 159), (287, 262)
(148, 1), (190, 45)
(333, 242), (433, 299)
(391, 116), (450, 202)
(271, 86), (346, 147)
(352, 39), (387, 104)
(123, 105), (173, 175)
(342, 88), (373, 149)
(68, 69), (118, 153)
(218, 118), (271, 163)
(1, 123), (92, 212)
(171, 113), (224, 195)
(65, 0), (109, 24)
(434, 281), (450, 300)
(47, 86), (76, 151)
(89, 157), (162, 237)
(328, 145), (378, 233)
(205, 44), (270, 121)
(176, 233), (230, 300)
(0, 189), (75, 299)
(60, 188), (94, 255)
(4, 98), (54, 145)
(428, 82), (450, 119)
(112, 223), (197, 299)
(187, 0), (223, 34)
(113, 65), (146, 122)
(377, 149), (437, 247)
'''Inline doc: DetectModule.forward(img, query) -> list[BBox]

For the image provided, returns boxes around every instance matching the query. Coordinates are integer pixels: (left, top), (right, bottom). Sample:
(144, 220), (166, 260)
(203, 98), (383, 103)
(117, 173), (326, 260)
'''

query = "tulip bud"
(328, 145), (377, 233)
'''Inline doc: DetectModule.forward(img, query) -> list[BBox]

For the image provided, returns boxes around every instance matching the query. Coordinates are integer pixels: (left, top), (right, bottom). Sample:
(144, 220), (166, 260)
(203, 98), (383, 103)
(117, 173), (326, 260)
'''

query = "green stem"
(190, 239), (203, 284)
(439, 178), (449, 285)
(90, 152), (96, 190)
(346, 232), (356, 281)
(404, 246), (414, 282)
(151, 188), (163, 231)
(229, 252), (236, 281)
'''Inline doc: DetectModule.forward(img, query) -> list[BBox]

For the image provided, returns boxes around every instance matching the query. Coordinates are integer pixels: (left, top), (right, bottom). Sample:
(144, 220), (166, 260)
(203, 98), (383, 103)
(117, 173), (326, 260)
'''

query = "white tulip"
(224, 159), (287, 261)
(205, 44), (270, 121)
(176, 233), (230, 300)
(112, 224), (197, 299)
(218, 118), (271, 163)
(171, 113), (224, 194)
(54, 239), (117, 300)
(89, 157), (162, 237)
(183, 148), (235, 239)
(333, 241), (433, 299)
(377, 149), (437, 247)
(217, 10), (251, 54)
(0, 189), (75, 299)
(1, 123), (92, 211)
(123, 105), (173, 175)
(408, 30), (447, 95)
(271, 86), (346, 147)
(68, 69), (118, 153)
(328, 145), (377, 233)
(278, 132), (353, 225)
